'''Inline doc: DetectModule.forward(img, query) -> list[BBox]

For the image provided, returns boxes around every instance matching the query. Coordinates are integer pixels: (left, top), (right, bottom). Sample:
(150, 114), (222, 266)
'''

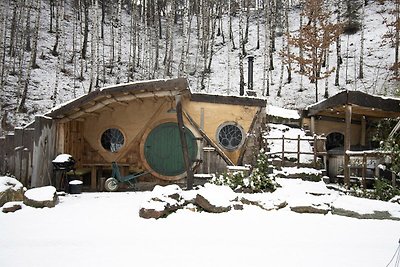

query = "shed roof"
(306, 90), (400, 120)
(46, 78), (267, 122)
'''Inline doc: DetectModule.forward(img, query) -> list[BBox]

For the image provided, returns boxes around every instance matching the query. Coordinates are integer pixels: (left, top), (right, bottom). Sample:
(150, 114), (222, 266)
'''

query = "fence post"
(362, 153), (367, 189)
(297, 135), (301, 168)
(313, 135), (317, 168)
(281, 134), (285, 167)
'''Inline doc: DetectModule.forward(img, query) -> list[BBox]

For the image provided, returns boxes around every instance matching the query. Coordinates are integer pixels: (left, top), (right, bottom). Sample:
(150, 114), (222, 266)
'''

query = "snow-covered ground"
(1, 178), (399, 267)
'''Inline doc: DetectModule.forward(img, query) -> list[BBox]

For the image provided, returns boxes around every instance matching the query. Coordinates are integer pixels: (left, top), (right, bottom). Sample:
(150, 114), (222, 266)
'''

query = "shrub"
(350, 179), (400, 202)
(211, 151), (278, 193)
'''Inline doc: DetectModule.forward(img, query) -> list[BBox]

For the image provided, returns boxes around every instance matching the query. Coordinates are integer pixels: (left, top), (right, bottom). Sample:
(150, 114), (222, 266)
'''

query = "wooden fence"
(265, 134), (327, 168)
(344, 150), (395, 188)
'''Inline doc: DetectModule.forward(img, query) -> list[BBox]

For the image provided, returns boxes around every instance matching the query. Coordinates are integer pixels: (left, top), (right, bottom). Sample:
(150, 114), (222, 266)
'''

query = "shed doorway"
(326, 132), (344, 151)
(144, 122), (198, 179)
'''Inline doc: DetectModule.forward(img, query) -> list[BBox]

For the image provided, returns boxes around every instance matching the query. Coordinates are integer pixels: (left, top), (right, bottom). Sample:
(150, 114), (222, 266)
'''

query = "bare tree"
(384, 0), (400, 79)
(239, 0), (245, 95)
(262, 0), (271, 96)
(335, 0), (343, 86)
(358, 0), (365, 79)
(284, 0), (342, 102)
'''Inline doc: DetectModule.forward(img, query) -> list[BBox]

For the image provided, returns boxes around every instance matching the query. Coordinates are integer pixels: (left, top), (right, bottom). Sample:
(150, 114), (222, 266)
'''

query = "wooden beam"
(310, 116), (315, 135)
(176, 95), (194, 190)
(182, 110), (235, 166)
(344, 104), (352, 187)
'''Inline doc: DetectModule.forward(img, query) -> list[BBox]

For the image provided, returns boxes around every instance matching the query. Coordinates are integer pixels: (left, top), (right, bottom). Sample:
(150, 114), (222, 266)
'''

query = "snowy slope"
(1, 1), (400, 129)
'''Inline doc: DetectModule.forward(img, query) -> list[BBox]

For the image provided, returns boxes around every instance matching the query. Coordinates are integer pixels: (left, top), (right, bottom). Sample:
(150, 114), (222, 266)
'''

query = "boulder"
(23, 186), (58, 208)
(290, 204), (330, 215)
(194, 184), (237, 213)
(139, 197), (182, 219)
(331, 195), (400, 220)
(2, 202), (22, 213)
(0, 176), (24, 207)
(240, 196), (287, 211)
(195, 193), (232, 213)
(331, 207), (396, 220)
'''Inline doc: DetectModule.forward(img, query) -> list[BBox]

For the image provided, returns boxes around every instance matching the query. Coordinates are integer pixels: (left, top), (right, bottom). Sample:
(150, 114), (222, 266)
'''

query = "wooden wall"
(56, 96), (262, 181)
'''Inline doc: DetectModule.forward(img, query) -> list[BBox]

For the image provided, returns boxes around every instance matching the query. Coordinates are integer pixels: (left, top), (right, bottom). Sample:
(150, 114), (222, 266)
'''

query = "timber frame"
(305, 90), (400, 186)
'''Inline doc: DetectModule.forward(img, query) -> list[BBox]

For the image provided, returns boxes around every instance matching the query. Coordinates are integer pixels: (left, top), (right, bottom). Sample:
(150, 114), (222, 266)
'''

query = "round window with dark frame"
(217, 123), (244, 151)
(101, 128), (125, 153)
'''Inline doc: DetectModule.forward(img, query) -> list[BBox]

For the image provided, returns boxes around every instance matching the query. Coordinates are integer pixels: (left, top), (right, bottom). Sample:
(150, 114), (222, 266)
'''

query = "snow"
(267, 105), (301, 120)
(266, 123), (315, 163)
(68, 180), (83, 185)
(332, 195), (400, 218)
(275, 167), (323, 176)
(0, 176), (23, 193)
(24, 186), (56, 202)
(1, 180), (399, 267)
(197, 183), (237, 207)
(52, 154), (73, 163)
(2, 1), (400, 128)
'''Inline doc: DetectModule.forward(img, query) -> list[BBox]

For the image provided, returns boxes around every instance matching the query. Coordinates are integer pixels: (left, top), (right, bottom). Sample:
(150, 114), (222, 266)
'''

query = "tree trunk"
(335, 0), (342, 86)
(395, 0), (399, 79)
(81, 0), (89, 59)
(239, 0), (245, 95)
(284, 0), (291, 83)
(25, 0), (32, 52)
(263, 0), (271, 96)
(358, 0), (365, 79)
(52, 0), (60, 56)
(31, 0), (41, 69)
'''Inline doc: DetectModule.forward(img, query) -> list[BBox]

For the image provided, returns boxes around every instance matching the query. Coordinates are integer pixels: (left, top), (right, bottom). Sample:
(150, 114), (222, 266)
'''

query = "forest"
(0, 0), (400, 131)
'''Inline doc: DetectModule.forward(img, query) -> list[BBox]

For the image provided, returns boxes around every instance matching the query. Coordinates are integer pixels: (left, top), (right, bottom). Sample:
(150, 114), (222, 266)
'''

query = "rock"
(139, 195), (183, 219)
(139, 206), (169, 219)
(331, 207), (397, 220)
(195, 194), (232, 213)
(232, 203), (244, 210)
(240, 196), (287, 211)
(331, 195), (400, 220)
(290, 204), (330, 215)
(2, 202), (22, 213)
(23, 186), (58, 208)
(389, 196), (400, 205)
(0, 176), (24, 207)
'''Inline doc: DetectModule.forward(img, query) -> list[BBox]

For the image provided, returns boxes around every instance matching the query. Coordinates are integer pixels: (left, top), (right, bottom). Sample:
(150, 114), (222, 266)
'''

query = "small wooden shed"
(21, 78), (266, 190)
(303, 90), (400, 185)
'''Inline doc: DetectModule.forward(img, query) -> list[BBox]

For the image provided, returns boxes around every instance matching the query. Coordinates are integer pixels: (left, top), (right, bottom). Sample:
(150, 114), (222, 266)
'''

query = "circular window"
(217, 123), (244, 151)
(101, 128), (125, 152)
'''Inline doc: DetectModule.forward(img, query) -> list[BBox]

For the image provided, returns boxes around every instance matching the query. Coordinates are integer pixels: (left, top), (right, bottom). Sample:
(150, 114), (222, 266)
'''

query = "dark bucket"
(69, 180), (83, 194)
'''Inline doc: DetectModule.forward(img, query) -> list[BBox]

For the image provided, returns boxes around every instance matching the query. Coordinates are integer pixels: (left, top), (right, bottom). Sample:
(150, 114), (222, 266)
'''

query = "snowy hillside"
(1, 0), (399, 130)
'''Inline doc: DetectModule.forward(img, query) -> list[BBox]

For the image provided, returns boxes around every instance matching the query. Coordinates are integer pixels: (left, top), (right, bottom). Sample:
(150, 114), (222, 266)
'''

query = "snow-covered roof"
(267, 105), (300, 120)
(45, 78), (267, 122)
(306, 90), (400, 119)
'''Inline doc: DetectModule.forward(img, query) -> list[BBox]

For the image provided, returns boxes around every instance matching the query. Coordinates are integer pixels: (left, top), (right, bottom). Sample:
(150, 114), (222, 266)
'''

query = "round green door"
(144, 122), (198, 177)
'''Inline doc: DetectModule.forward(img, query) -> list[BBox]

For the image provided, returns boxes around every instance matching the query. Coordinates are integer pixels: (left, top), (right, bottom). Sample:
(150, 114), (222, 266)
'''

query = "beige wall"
(303, 117), (362, 147)
(74, 96), (260, 170)
(183, 98), (260, 163)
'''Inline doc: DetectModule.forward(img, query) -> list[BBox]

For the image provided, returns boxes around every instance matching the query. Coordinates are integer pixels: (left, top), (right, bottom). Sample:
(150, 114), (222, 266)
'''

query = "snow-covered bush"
(211, 151), (278, 193)
(351, 179), (400, 202)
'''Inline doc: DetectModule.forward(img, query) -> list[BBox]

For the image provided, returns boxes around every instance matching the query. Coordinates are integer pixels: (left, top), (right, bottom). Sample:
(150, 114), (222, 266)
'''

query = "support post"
(344, 105), (352, 187)
(176, 95), (194, 190)
(310, 116), (315, 135)
(361, 116), (366, 147)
